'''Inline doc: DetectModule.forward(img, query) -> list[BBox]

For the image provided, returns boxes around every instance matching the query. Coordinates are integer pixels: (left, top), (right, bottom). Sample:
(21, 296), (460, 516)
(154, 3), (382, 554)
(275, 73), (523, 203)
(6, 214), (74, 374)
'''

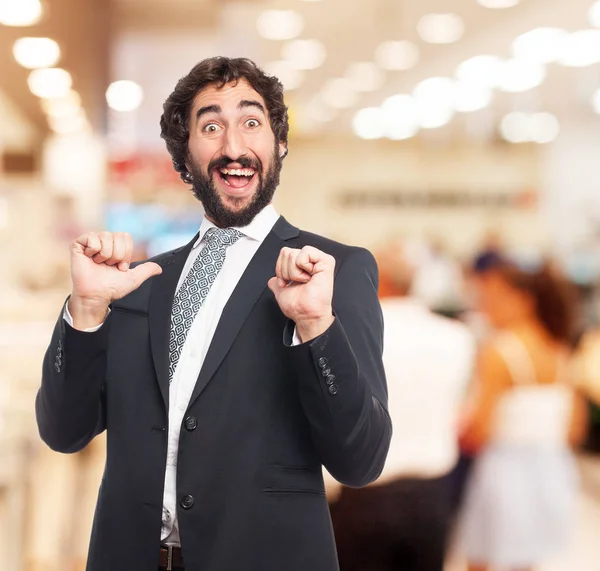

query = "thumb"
(127, 262), (163, 289)
(268, 276), (284, 297)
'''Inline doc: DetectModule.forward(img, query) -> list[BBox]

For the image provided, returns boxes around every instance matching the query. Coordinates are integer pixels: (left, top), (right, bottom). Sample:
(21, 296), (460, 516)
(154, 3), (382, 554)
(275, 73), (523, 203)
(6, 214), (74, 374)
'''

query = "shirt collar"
(193, 204), (280, 249)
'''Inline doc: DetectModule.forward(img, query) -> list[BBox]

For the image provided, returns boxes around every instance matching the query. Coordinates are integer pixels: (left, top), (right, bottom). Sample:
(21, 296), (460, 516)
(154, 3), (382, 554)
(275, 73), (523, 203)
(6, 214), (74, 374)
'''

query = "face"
(474, 270), (534, 329)
(186, 79), (287, 228)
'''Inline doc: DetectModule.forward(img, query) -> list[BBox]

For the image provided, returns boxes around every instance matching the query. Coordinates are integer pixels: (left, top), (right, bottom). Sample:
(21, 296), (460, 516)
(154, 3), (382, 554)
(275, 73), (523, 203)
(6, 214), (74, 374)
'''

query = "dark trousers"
(330, 475), (453, 571)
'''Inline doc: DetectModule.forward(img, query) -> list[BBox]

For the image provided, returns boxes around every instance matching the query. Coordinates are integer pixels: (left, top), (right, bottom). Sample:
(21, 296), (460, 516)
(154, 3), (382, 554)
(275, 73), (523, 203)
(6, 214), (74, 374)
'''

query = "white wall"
(275, 136), (545, 257)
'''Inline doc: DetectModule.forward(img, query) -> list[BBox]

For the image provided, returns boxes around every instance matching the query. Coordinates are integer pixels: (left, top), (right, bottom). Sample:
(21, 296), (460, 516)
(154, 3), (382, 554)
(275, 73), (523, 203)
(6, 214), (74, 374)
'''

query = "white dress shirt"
(65, 204), (280, 546)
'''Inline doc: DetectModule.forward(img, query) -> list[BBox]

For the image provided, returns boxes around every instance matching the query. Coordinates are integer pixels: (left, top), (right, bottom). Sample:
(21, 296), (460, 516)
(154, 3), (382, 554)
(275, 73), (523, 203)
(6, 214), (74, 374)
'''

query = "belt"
(159, 546), (184, 570)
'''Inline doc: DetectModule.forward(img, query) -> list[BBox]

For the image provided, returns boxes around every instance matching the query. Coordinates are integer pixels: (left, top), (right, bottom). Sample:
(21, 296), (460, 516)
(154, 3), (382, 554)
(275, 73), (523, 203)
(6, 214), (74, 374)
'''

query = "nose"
(221, 125), (247, 160)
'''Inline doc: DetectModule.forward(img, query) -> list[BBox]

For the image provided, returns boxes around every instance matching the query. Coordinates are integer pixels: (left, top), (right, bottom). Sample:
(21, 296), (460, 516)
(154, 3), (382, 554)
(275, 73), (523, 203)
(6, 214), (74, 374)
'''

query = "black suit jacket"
(36, 217), (392, 571)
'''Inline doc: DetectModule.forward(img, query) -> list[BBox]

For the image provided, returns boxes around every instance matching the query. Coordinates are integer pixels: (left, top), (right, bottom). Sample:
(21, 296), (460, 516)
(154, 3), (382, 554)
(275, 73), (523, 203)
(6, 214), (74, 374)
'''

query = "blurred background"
(2, 0), (600, 569)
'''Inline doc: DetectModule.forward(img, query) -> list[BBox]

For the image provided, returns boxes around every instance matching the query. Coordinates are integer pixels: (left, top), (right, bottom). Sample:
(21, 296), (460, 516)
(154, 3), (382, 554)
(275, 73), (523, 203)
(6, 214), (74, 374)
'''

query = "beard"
(188, 145), (282, 228)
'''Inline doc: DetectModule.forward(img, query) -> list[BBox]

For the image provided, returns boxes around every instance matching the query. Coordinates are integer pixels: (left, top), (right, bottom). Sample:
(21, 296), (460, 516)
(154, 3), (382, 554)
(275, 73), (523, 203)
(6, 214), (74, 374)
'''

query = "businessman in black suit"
(36, 57), (391, 571)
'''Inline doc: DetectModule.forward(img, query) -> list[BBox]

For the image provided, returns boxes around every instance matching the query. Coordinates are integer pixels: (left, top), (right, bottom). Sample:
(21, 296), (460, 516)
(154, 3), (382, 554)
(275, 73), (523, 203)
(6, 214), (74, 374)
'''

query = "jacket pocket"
(263, 464), (325, 495)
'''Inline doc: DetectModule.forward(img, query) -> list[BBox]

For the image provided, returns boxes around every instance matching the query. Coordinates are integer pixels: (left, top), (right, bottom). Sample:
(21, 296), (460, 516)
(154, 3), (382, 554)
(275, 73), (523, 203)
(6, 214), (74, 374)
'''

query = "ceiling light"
(557, 30), (600, 67)
(412, 78), (456, 128)
(263, 61), (305, 91)
(0, 0), (42, 26)
(257, 10), (304, 41)
(13, 38), (60, 70)
(106, 80), (144, 112)
(417, 107), (455, 129)
(413, 77), (455, 108)
(456, 55), (503, 88)
(386, 122), (419, 140)
(592, 89), (600, 114)
(281, 39), (326, 70)
(589, 1), (600, 28)
(28, 68), (73, 99)
(477, 0), (520, 7)
(454, 82), (493, 112)
(529, 112), (559, 144)
(381, 95), (419, 140)
(499, 111), (559, 144)
(345, 62), (384, 92)
(497, 58), (546, 92)
(375, 40), (420, 71)
(500, 112), (530, 143)
(352, 107), (385, 140)
(417, 13), (465, 45)
(382, 94), (416, 115)
(512, 28), (568, 64)
(41, 90), (82, 118)
(321, 78), (359, 109)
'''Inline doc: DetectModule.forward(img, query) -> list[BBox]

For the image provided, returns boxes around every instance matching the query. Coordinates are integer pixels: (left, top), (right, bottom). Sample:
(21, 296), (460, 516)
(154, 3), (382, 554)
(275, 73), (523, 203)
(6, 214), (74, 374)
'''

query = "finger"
(127, 262), (162, 290)
(106, 233), (127, 267)
(92, 232), (114, 264)
(295, 249), (316, 275)
(279, 248), (296, 282)
(301, 246), (333, 266)
(302, 246), (336, 275)
(286, 250), (311, 283)
(124, 233), (134, 269)
(74, 233), (102, 258)
(275, 248), (284, 282)
(279, 248), (291, 281)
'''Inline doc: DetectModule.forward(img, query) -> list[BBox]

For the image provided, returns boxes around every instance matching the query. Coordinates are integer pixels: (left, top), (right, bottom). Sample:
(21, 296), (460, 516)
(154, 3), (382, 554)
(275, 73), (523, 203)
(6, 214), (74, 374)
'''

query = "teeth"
(219, 167), (255, 177)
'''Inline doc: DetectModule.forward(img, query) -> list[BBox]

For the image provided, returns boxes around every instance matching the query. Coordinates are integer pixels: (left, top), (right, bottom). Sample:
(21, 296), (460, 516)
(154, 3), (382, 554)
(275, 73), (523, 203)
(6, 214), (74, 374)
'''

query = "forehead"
(191, 79), (267, 115)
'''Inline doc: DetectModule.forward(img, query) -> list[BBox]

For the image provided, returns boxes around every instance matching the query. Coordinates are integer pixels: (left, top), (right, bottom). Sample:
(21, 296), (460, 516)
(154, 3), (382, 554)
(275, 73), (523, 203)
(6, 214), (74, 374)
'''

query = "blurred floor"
(446, 454), (600, 571)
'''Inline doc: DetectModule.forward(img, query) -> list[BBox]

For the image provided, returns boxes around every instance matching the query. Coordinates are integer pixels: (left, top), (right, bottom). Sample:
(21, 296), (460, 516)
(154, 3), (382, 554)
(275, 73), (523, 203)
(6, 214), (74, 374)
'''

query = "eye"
(245, 118), (260, 128)
(203, 122), (221, 134)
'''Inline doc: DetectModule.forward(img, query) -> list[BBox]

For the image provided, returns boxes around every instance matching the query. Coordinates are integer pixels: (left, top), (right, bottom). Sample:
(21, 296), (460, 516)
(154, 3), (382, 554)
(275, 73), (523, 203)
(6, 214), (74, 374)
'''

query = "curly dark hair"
(160, 57), (289, 184)
(475, 254), (578, 344)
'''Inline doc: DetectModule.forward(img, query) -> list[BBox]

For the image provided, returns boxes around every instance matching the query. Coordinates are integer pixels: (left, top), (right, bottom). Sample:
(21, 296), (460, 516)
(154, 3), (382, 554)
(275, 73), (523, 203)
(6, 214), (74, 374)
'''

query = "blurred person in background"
(411, 237), (465, 317)
(457, 254), (588, 571)
(329, 241), (476, 571)
(35, 57), (391, 571)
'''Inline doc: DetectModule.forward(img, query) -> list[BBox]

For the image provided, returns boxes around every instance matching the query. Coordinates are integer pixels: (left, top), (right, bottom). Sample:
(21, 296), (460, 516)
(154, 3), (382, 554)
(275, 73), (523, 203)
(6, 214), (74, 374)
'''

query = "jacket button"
(54, 363), (61, 373)
(325, 374), (336, 386)
(180, 495), (195, 509)
(328, 384), (339, 396)
(184, 416), (197, 431)
(318, 357), (328, 368)
(321, 368), (331, 377)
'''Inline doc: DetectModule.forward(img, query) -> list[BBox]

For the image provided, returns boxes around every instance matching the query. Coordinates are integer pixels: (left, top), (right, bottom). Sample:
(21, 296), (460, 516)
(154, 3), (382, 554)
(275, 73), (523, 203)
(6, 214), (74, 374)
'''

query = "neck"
(506, 317), (557, 344)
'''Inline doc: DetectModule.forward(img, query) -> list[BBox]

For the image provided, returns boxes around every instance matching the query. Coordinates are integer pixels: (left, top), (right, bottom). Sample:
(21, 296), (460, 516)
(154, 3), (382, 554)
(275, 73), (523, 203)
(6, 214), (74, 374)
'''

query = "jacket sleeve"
(285, 248), (392, 487)
(35, 301), (109, 453)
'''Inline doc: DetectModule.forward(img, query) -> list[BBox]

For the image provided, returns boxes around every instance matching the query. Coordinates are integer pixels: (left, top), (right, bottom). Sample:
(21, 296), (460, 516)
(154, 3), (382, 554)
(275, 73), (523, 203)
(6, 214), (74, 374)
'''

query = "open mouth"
(215, 167), (257, 193)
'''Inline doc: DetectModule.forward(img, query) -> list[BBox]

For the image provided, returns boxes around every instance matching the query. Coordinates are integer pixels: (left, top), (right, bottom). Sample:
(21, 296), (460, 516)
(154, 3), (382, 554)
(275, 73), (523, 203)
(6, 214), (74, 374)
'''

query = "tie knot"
(203, 227), (244, 248)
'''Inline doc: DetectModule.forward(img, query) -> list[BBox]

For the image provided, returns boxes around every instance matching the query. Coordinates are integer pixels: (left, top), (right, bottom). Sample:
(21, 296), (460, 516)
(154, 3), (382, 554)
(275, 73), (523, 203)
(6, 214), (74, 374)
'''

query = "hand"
(69, 232), (162, 329)
(268, 246), (335, 342)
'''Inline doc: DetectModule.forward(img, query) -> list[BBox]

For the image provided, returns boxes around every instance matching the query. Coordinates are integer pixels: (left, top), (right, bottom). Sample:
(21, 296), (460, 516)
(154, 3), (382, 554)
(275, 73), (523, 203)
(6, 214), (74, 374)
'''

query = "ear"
(278, 142), (288, 159)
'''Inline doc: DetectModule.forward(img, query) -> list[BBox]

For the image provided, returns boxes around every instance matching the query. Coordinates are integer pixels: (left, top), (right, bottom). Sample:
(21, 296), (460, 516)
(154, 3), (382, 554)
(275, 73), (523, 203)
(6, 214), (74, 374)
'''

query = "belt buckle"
(166, 546), (173, 571)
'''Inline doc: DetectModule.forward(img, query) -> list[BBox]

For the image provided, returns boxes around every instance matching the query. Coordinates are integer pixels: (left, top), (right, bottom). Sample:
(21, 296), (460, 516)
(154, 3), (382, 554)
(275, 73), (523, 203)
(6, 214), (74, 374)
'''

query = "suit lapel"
(148, 235), (197, 409)
(187, 216), (299, 409)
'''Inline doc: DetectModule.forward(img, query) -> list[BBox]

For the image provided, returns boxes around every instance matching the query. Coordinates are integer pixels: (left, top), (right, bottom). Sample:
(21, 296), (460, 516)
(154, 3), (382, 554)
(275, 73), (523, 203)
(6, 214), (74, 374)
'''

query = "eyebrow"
(195, 100), (266, 122)
(238, 99), (266, 115)
(196, 104), (221, 122)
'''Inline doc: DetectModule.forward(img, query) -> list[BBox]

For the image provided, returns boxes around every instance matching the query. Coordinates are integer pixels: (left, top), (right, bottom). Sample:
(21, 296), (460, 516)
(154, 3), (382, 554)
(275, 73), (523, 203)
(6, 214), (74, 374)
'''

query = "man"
(35, 57), (391, 571)
(329, 242), (475, 571)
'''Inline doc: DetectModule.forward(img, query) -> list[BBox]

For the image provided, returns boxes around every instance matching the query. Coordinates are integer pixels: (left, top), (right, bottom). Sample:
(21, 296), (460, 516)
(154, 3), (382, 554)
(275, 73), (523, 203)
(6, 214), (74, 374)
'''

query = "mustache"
(208, 155), (260, 171)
